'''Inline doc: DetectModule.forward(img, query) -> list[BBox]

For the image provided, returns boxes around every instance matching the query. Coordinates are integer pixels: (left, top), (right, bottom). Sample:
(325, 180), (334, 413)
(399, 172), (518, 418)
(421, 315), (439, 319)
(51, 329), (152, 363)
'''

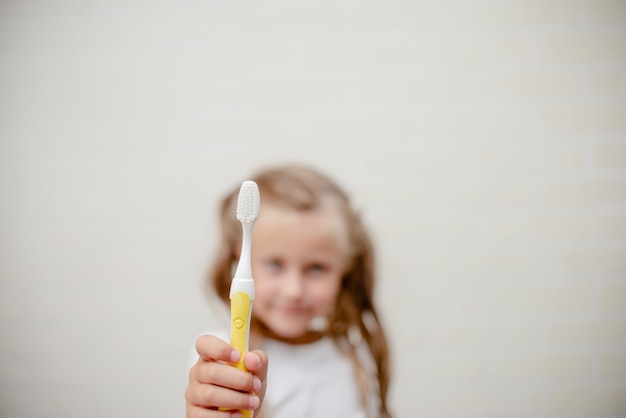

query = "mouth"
(275, 305), (309, 317)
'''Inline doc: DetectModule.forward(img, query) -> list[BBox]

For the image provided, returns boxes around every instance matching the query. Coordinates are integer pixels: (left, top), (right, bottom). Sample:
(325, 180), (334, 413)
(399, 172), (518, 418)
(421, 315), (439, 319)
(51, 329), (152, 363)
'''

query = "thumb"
(244, 350), (269, 405)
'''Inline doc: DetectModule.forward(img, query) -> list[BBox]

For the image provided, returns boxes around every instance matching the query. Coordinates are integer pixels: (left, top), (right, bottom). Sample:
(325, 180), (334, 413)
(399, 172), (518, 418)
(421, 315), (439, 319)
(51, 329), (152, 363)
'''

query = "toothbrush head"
(236, 181), (260, 223)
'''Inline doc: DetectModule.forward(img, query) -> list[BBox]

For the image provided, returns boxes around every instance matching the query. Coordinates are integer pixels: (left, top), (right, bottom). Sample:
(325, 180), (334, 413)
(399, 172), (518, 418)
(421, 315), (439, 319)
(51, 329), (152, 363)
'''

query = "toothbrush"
(229, 180), (260, 417)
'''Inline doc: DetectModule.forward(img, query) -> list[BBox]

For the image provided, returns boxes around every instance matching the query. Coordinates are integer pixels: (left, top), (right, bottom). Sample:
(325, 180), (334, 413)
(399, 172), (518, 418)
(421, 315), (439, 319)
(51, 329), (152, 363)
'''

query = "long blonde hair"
(208, 164), (392, 418)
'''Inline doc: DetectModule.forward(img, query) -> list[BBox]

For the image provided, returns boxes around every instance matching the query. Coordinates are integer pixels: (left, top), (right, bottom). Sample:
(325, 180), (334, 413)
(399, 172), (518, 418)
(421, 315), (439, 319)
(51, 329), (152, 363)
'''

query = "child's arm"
(185, 334), (268, 418)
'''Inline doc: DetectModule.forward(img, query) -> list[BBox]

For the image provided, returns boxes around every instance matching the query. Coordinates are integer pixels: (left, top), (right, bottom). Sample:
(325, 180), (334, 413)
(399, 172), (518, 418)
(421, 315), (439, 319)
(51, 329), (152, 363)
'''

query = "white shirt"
(260, 337), (368, 418)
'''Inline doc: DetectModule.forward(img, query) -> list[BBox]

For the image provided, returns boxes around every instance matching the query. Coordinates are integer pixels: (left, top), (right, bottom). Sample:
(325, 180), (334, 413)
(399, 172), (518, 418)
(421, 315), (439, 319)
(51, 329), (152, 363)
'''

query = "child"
(185, 165), (392, 418)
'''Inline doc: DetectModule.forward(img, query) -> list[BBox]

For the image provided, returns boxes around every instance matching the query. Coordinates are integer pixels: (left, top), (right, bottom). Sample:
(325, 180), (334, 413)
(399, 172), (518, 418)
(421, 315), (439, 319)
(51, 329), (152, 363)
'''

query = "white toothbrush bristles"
(236, 181), (260, 223)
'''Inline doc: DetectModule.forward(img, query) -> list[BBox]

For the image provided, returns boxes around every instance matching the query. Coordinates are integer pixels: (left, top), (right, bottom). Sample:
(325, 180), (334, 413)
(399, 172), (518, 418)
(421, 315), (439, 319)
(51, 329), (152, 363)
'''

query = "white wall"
(1, 1), (625, 417)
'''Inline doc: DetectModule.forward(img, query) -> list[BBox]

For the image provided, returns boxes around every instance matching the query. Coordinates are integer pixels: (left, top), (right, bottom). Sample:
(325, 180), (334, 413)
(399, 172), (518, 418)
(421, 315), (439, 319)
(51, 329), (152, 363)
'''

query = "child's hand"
(185, 334), (268, 418)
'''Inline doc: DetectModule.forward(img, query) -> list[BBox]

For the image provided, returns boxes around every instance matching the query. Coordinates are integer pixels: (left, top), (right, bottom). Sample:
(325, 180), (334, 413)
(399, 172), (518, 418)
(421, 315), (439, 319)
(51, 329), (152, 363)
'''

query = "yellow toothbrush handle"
(230, 291), (252, 370)
(230, 291), (253, 418)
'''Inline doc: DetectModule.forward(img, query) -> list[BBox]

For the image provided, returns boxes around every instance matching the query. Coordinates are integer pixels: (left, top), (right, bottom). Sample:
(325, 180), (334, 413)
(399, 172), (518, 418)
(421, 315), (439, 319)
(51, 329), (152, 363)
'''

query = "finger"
(196, 361), (261, 394)
(244, 350), (268, 383)
(188, 381), (260, 411)
(195, 335), (240, 364)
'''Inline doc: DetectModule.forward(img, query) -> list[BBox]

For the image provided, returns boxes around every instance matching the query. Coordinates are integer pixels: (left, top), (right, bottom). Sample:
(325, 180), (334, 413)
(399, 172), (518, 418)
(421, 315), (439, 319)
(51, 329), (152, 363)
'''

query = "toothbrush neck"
(234, 222), (254, 280)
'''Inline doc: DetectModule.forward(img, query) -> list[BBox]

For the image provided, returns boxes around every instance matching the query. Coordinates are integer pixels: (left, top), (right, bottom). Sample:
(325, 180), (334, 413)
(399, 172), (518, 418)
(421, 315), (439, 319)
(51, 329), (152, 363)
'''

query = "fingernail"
(253, 376), (262, 392)
(249, 394), (260, 409)
(249, 351), (261, 365)
(230, 350), (241, 363)
(232, 413), (242, 418)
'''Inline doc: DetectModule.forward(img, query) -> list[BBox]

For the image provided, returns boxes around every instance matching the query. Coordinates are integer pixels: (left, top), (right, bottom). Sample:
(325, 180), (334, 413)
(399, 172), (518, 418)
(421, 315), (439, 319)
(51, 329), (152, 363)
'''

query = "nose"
(282, 270), (305, 300)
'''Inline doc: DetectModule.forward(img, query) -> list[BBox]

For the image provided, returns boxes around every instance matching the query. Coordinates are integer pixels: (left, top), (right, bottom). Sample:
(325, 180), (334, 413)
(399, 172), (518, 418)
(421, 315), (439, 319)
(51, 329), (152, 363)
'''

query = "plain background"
(1, 1), (625, 417)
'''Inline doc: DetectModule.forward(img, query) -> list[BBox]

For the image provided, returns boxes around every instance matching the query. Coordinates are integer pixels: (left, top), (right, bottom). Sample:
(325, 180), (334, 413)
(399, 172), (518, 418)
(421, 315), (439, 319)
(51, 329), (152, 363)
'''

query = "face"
(250, 202), (350, 343)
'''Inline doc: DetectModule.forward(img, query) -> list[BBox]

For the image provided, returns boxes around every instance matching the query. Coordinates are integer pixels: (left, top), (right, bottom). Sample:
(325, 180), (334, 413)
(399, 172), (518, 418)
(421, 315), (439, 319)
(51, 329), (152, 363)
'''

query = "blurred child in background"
(185, 165), (392, 418)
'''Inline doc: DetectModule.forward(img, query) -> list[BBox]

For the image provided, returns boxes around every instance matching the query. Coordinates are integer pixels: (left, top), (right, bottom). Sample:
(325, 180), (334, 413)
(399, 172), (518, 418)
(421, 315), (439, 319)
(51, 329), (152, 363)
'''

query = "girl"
(185, 165), (392, 418)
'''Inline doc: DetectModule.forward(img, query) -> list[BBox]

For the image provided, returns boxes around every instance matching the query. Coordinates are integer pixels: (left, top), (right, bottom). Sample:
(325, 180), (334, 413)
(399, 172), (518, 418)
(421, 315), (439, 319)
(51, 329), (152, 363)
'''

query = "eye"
(264, 258), (283, 272)
(306, 263), (328, 275)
